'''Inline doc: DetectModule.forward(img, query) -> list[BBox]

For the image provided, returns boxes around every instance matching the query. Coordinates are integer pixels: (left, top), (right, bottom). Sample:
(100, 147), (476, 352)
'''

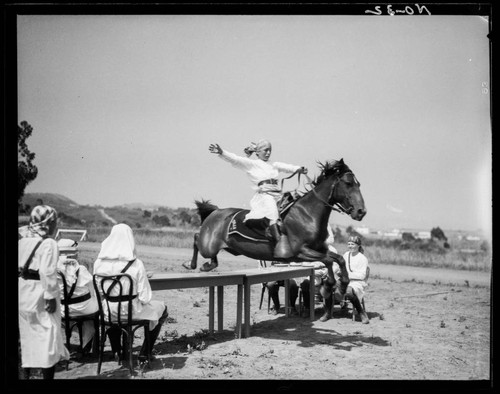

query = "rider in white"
(209, 140), (308, 258)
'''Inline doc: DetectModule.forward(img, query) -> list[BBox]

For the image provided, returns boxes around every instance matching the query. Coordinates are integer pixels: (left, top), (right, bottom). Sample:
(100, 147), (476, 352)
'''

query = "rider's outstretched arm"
(209, 143), (254, 170)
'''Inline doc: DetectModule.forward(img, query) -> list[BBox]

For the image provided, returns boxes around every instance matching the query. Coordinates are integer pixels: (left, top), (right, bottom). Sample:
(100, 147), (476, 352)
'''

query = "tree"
(430, 227), (447, 242)
(152, 215), (171, 227)
(178, 209), (192, 225)
(333, 226), (343, 242)
(402, 232), (416, 242)
(18, 121), (38, 208)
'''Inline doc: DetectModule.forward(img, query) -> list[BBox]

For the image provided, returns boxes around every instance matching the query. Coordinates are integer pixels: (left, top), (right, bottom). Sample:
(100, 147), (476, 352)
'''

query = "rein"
(280, 168), (305, 191)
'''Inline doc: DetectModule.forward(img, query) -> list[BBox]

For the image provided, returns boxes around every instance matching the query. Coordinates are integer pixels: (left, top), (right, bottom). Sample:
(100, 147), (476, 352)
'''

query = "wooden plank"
(217, 286), (224, 332)
(235, 267), (314, 286)
(244, 277), (252, 338)
(309, 271), (315, 320)
(208, 286), (214, 333)
(235, 284), (243, 339)
(149, 273), (244, 291)
(284, 279), (290, 317)
(394, 290), (461, 299)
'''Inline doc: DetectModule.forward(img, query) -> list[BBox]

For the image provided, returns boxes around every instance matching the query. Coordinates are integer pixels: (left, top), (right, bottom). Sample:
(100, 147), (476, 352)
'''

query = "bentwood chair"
(93, 273), (151, 375)
(58, 270), (100, 369)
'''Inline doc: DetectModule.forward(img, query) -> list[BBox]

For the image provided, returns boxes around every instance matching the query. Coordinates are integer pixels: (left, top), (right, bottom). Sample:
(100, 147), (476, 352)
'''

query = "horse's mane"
(311, 159), (350, 187)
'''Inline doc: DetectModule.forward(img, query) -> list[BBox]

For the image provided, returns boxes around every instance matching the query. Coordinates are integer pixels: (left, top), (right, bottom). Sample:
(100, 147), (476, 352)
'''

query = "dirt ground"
(20, 243), (491, 386)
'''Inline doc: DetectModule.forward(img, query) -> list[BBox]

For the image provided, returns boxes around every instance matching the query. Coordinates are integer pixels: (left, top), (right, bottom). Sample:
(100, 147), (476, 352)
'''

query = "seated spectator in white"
(93, 223), (168, 363)
(57, 256), (99, 352)
(341, 235), (370, 324)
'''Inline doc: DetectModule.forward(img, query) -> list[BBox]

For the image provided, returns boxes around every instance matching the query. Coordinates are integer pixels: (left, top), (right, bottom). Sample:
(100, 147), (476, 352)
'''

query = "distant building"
(466, 235), (481, 241)
(383, 229), (402, 238)
(416, 231), (431, 240)
(355, 227), (370, 235)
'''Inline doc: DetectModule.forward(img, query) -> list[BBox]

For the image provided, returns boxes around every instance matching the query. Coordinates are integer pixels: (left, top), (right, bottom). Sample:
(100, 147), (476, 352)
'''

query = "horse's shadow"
(69, 307), (386, 378)
(247, 308), (389, 351)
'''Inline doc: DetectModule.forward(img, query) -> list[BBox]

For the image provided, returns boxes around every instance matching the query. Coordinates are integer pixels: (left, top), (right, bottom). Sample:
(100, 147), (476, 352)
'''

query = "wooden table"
(149, 272), (245, 338)
(232, 266), (315, 337)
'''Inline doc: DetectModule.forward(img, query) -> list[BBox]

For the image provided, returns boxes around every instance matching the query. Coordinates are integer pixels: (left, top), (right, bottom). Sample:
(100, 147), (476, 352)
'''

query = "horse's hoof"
(182, 262), (194, 270)
(319, 313), (331, 322)
(200, 262), (217, 272)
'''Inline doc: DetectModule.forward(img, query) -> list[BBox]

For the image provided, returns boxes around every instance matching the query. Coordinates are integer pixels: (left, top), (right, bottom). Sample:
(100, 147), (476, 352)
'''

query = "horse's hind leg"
(182, 233), (219, 272)
(182, 233), (200, 270)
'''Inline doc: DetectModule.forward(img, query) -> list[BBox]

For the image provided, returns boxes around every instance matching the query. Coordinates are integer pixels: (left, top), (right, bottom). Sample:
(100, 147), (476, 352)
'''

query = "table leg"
(309, 271), (314, 320)
(217, 286), (224, 332)
(244, 279), (251, 338)
(284, 279), (290, 317)
(209, 286), (214, 333)
(235, 284), (243, 338)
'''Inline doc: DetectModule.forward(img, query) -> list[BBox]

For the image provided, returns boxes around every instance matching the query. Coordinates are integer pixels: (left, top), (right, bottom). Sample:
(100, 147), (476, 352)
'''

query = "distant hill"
(19, 193), (201, 229)
(21, 193), (80, 212)
(119, 202), (165, 211)
(19, 193), (479, 241)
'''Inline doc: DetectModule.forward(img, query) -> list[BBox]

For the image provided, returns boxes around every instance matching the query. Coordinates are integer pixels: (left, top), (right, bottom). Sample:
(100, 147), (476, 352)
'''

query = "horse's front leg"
(297, 246), (336, 320)
(327, 250), (349, 294)
(200, 255), (218, 272)
(296, 246), (336, 279)
(296, 246), (336, 292)
(182, 233), (200, 270)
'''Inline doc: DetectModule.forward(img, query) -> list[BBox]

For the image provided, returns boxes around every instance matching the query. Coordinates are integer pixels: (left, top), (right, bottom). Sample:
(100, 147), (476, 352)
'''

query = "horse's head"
(314, 158), (367, 221)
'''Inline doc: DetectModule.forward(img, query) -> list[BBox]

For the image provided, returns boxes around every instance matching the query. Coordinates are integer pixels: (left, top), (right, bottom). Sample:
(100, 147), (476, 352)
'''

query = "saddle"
(227, 191), (300, 242)
(277, 191), (299, 215)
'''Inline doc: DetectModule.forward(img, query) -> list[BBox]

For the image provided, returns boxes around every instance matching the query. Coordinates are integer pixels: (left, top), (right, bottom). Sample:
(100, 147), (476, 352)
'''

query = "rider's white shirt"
(218, 150), (301, 222)
(219, 150), (300, 189)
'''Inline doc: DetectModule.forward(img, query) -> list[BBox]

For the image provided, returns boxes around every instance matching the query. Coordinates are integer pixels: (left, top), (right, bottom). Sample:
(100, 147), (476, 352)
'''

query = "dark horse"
(184, 158), (366, 287)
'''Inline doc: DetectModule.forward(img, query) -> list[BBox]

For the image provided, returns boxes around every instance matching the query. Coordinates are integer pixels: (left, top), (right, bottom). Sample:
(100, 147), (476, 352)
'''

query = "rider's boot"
(319, 295), (333, 322)
(350, 293), (369, 324)
(269, 223), (293, 259)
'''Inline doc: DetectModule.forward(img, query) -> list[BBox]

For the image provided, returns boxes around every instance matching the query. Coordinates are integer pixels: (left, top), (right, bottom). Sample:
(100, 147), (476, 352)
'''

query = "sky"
(17, 11), (491, 236)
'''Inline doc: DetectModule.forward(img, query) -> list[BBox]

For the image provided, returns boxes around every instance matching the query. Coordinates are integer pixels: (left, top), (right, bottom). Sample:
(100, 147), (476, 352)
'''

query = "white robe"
(93, 224), (166, 331)
(58, 258), (99, 347)
(93, 258), (165, 330)
(344, 251), (369, 302)
(219, 150), (301, 223)
(18, 237), (70, 368)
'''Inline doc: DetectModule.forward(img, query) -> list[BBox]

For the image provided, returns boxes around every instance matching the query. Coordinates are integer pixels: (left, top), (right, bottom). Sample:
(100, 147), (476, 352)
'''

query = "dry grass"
(81, 226), (491, 273)
(85, 226), (196, 249)
(365, 245), (491, 272)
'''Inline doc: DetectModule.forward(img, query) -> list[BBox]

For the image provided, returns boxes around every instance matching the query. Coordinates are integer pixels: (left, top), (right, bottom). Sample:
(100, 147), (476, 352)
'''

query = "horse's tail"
(194, 199), (219, 223)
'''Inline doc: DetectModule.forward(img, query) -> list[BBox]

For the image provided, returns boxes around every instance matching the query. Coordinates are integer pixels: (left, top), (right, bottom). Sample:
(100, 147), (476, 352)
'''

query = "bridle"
(282, 166), (359, 215)
(307, 171), (358, 214)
